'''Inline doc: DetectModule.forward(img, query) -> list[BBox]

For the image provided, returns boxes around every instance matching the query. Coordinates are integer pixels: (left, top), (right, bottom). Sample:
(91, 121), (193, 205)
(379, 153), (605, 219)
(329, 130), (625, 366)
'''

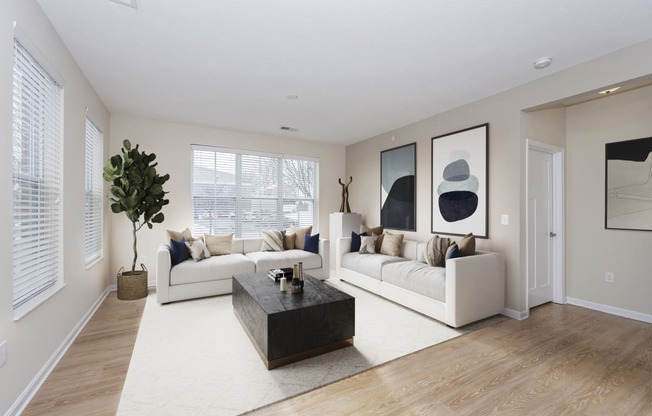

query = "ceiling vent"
(109, 0), (138, 9)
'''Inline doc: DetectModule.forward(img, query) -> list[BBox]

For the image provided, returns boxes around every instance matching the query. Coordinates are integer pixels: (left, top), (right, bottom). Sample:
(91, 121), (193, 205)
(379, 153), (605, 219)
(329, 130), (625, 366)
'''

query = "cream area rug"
(117, 279), (505, 415)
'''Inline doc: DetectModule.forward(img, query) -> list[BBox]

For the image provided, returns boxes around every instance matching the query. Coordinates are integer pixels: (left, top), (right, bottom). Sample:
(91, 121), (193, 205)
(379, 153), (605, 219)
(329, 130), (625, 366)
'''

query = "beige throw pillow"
(283, 233), (296, 250)
(422, 235), (450, 267)
(204, 233), (234, 256)
(167, 227), (193, 242)
(458, 233), (476, 257)
(261, 230), (285, 252)
(380, 232), (403, 256)
(290, 225), (312, 250)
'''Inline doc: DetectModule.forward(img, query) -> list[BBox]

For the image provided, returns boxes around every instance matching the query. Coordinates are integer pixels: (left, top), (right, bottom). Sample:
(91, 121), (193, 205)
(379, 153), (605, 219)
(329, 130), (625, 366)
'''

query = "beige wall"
(0, 1), (111, 414)
(346, 39), (652, 315)
(108, 115), (346, 284)
(565, 85), (652, 314)
(2, 2), (652, 413)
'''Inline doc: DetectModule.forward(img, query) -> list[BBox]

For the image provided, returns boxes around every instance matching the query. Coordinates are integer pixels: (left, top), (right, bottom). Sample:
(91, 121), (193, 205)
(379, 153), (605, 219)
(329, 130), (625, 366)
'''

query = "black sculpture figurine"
(338, 176), (353, 213)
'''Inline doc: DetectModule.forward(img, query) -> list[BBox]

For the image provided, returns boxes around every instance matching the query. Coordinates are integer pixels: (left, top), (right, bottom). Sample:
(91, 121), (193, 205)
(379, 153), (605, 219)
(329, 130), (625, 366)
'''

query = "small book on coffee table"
(268, 267), (293, 281)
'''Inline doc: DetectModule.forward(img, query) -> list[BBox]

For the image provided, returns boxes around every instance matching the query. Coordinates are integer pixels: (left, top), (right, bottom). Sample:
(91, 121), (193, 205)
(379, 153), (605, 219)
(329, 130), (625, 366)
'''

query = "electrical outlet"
(0, 341), (7, 367)
(605, 272), (614, 283)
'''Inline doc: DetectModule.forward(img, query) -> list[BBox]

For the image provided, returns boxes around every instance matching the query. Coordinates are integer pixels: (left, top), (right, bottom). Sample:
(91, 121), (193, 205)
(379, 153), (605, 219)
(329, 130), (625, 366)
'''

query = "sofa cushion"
(304, 233), (319, 253)
(382, 260), (446, 302)
(261, 229), (285, 251)
(167, 228), (194, 242)
(350, 231), (366, 252)
(170, 253), (255, 285)
(445, 242), (459, 261)
(204, 233), (234, 255)
(380, 232), (403, 256)
(170, 238), (190, 266)
(359, 235), (377, 254)
(341, 251), (407, 280)
(458, 233), (476, 256)
(185, 239), (211, 261)
(245, 249), (322, 272)
(290, 225), (312, 250)
(283, 233), (296, 250)
(360, 225), (384, 236)
(422, 235), (450, 267)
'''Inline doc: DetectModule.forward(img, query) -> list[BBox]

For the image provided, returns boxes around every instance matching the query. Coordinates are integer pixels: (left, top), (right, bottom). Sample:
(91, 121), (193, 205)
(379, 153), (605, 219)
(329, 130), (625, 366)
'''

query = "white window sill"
(13, 282), (66, 321)
(85, 255), (104, 270)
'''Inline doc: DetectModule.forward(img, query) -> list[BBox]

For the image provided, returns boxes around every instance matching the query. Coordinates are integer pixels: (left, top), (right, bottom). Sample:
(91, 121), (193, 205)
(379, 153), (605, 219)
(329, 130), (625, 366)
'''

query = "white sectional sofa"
(157, 237), (329, 304)
(336, 237), (504, 327)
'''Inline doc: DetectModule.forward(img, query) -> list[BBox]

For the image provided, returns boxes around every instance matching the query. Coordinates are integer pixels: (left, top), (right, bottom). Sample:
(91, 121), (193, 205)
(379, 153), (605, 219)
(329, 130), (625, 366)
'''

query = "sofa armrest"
(318, 238), (330, 277)
(445, 251), (505, 327)
(156, 244), (172, 304)
(336, 237), (352, 271)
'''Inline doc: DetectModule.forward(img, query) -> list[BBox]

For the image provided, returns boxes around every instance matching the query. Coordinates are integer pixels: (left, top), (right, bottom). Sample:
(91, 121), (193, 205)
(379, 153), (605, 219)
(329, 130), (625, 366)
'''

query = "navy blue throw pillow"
(350, 231), (367, 252)
(304, 233), (320, 254)
(170, 237), (190, 266)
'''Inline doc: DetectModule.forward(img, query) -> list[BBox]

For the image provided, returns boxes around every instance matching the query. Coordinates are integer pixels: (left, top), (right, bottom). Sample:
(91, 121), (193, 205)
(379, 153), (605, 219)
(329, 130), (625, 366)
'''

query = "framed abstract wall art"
(605, 136), (652, 231)
(381, 143), (416, 231)
(431, 124), (488, 238)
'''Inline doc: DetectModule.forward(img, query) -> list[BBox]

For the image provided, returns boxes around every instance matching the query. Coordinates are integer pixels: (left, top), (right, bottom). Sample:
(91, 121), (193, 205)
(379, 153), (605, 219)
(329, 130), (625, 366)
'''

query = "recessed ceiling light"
(598, 87), (621, 95)
(109, 0), (138, 9)
(533, 56), (552, 70)
(286, 94), (299, 100)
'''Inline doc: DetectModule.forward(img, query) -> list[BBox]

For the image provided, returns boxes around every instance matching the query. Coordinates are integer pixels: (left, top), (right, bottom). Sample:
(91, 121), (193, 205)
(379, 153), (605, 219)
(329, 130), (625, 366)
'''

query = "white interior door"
(528, 148), (554, 308)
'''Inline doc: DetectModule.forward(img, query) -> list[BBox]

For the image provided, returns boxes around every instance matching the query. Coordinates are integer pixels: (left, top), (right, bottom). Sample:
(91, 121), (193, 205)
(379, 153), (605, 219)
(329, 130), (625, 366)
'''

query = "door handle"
(549, 232), (557, 237)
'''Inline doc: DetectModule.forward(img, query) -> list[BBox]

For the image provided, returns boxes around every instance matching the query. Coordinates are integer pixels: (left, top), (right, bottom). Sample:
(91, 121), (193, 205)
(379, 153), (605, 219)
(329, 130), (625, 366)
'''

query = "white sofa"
(336, 237), (504, 327)
(157, 237), (329, 304)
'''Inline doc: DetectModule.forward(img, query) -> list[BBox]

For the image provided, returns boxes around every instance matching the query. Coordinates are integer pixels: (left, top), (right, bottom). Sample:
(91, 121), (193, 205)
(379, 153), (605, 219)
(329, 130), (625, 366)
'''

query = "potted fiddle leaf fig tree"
(104, 139), (170, 300)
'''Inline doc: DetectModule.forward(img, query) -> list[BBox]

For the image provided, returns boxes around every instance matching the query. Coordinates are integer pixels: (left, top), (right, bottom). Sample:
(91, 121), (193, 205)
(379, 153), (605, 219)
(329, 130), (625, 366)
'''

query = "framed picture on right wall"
(431, 123), (488, 238)
(605, 136), (652, 231)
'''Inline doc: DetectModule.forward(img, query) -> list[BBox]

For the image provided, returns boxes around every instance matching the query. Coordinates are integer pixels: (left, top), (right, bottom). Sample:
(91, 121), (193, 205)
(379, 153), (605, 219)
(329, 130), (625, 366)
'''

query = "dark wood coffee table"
(232, 272), (355, 369)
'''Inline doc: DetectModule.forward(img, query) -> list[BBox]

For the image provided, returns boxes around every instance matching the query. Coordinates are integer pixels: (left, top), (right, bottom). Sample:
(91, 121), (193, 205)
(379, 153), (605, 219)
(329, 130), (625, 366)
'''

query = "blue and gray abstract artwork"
(437, 152), (478, 222)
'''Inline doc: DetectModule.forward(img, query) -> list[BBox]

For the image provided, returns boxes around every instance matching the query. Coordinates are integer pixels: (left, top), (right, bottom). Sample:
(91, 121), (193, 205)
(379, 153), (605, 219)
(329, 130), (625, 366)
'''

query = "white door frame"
(525, 139), (566, 310)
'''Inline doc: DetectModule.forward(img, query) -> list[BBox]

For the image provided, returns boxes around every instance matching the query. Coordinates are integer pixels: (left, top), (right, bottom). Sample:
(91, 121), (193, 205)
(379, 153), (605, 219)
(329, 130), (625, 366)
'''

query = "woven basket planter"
(117, 265), (148, 300)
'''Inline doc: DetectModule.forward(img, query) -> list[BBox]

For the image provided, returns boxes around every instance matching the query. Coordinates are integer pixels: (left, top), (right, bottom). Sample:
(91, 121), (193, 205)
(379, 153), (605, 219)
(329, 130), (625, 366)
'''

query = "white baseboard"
(566, 297), (652, 324)
(6, 288), (110, 416)
(502, 307), (529, 320)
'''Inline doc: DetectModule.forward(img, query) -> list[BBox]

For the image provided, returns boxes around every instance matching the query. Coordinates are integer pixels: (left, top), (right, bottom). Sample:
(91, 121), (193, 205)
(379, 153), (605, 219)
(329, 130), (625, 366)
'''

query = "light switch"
(501, 214), (509, 225)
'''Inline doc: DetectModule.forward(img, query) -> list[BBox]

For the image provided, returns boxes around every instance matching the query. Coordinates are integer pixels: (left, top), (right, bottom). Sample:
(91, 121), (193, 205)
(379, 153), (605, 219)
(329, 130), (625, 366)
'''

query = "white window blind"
(12, 39), (63, 310)
(192, 146), (318, 237)
(84, 117), (103, 266)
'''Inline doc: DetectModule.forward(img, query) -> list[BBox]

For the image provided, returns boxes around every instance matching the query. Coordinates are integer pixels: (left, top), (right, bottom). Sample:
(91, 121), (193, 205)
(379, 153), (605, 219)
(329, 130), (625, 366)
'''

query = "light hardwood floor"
(22, 291), (146, 416)
(22, 294), (651, 415)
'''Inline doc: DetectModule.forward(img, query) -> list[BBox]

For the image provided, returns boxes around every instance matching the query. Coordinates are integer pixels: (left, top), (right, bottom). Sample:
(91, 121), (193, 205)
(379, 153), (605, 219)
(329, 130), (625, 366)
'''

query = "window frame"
(12, 37), (65, 319)
(191, 145), (319, 238)
(84, 116), (104, 267)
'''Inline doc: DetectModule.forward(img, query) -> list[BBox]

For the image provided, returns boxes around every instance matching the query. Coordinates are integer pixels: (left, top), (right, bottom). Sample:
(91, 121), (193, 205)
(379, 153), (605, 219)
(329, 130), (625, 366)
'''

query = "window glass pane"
(12, 39), (63, 309)
(192, 146), (318, 238)
(84, 118), (103, 266)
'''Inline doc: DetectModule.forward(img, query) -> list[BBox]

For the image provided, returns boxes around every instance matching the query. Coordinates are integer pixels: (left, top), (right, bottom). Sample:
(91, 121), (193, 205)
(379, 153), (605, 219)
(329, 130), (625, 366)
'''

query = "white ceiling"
(36, 0), (652, 145)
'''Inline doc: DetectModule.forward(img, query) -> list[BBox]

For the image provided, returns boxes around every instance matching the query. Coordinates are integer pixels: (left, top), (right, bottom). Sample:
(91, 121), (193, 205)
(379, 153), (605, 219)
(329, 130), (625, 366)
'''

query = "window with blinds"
(192, 146), (318, 237)
(84, 117), (103, 266)
(12, 39), (63, 312)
